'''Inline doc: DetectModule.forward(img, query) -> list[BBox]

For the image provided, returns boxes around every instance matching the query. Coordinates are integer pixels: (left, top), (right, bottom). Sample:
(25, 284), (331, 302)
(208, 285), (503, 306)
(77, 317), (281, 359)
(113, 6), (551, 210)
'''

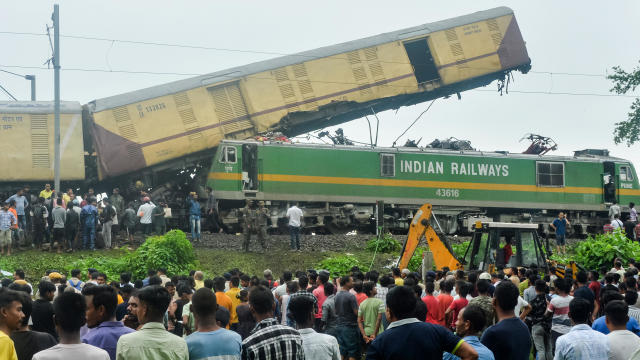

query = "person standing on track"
(136, 197), (155, 237)
(550, 212), (570, 255)
(187, 192), (201, 242)
(286, 203), (303, 251)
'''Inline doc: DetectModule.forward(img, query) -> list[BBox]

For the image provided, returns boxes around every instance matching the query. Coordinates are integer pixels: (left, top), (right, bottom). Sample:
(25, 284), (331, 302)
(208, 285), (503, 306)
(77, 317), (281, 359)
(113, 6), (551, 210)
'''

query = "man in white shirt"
(286, 204), (303, 251)
(288, 294), (340, 360)
(605, 300), (640, 360)
(33, 292), (110, 360)
(609, 201), (621, 221)
(610, 214), (624, 230)
(136, 197), (155, 236)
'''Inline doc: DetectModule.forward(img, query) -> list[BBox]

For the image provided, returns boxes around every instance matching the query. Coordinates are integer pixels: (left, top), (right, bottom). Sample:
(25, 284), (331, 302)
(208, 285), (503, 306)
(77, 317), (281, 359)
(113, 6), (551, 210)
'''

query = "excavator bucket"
(398, 204), (463, 271)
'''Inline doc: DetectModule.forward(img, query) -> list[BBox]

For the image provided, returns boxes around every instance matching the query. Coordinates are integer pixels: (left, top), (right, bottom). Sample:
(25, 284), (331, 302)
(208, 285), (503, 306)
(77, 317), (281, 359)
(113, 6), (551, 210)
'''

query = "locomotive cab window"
(536, 161), (564, 187)
(620, 166), (634, 181)
(219, 146), (237, 164)
(380, 154), (395, 177)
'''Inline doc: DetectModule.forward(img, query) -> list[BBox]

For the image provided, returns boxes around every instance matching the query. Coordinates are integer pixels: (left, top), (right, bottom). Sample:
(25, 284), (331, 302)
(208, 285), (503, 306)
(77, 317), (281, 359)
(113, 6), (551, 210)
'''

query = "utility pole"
(25, 75), (36, 100)
(52, 4), (60, 193)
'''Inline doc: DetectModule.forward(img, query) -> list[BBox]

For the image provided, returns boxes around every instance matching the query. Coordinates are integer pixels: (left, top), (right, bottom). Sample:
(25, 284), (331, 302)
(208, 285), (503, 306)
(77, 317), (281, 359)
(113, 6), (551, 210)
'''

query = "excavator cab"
(463, 222), (549, 272)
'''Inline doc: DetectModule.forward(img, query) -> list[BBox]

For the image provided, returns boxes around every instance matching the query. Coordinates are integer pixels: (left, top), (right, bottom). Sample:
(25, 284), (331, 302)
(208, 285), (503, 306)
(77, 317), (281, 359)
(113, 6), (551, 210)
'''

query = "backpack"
(68, 279), (84, 291)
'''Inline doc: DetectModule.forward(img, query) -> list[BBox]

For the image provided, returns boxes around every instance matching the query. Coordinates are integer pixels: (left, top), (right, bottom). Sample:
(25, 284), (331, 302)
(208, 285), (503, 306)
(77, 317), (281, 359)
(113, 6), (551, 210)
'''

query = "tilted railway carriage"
(86, 6), (529, 181)
(0, 101), (85, 187)
(208, 140), (640, 234)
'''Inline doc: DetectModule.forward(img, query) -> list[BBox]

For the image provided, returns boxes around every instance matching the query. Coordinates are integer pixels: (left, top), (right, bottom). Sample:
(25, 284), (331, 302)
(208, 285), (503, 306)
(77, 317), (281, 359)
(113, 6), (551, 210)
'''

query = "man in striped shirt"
(546, 277), (574, 350)
(241, 286), (303, 360)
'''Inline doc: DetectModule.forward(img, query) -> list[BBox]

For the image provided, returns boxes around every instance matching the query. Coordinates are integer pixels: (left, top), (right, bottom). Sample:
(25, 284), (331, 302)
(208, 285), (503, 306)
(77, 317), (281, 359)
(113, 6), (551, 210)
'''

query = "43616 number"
(435, 189), (460, 198)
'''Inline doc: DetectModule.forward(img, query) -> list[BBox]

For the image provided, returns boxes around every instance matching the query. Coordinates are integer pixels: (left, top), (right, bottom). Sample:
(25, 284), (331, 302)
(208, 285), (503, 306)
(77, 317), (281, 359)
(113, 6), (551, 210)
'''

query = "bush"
(366, 233), (401, 253)
(317, 255), (361, 277)
(408, 247), (425, 272)
(126, 230), (197, 279)
(451, 241), (470, 260)
(573, 229), (640, 271)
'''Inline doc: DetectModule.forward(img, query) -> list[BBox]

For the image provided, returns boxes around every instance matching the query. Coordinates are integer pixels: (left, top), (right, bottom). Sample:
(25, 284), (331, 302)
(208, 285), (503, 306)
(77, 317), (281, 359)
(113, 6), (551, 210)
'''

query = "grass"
(0, 246), (397, 282)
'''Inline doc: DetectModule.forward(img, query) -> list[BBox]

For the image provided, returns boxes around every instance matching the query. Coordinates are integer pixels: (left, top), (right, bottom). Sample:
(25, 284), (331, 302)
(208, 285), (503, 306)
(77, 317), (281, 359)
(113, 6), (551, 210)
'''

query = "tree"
(608, 62), (640, 145)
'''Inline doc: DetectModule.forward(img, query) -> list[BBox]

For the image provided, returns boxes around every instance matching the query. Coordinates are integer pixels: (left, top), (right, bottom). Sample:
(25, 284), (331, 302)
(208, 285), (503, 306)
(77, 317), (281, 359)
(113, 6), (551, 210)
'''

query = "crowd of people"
(0, 259), (638, 359)
(0, 185), (228, 254)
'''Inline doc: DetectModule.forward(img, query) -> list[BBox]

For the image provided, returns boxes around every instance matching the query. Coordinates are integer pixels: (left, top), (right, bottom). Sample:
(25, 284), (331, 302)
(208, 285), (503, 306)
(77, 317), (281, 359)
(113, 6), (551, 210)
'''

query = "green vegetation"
(0, 230), (197, 282)
(317, 255), (362, 277)
(608, 62), (640, 145)
(408, 247), (424, 272)
(451, 240), (470, 260)
(0, 234), (395, 282)
(366, 233), (401, 253)
(573, 230), (640, 270)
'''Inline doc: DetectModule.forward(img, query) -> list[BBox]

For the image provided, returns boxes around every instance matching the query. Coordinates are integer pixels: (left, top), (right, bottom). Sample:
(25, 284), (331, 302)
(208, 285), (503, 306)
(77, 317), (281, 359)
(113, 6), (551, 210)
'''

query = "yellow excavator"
(398, 204), (574, 275)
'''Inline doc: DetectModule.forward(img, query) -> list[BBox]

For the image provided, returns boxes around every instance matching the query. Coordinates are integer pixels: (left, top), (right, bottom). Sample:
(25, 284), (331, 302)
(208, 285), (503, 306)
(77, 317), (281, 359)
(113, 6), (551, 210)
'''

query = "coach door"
(603, 161), (617, 203)
(242, 143), (259, 192)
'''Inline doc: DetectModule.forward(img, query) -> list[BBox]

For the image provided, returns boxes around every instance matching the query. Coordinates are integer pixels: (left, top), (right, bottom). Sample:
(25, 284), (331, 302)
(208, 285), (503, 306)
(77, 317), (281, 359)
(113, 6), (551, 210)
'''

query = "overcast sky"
(2, 1), (640, 168)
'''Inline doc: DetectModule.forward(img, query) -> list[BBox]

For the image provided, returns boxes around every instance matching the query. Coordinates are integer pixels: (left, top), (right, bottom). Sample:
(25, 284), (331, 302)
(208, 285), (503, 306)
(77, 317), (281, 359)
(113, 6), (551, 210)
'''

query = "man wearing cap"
(136, 197), (155, 236)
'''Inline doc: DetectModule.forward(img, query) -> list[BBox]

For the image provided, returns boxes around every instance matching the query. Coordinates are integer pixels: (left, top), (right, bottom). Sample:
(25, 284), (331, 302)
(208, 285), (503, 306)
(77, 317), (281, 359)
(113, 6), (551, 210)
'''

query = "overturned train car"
(85, 6), (530, 185)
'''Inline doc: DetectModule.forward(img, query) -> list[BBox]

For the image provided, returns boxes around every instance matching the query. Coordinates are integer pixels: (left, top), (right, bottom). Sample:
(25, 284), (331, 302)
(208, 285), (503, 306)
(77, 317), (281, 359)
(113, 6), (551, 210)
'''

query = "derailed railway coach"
(85, 6), (529, 186)
(208, 140), (640, 235)
(1, 7), (531, 226)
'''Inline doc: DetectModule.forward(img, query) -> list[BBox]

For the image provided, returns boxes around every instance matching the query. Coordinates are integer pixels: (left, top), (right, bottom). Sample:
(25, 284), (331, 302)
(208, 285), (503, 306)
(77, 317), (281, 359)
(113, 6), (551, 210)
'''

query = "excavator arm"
(397, 204), (463, 271)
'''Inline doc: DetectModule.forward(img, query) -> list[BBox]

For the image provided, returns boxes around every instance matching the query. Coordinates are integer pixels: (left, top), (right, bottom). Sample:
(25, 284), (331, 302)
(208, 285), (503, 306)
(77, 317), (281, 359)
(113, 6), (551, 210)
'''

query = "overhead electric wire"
(1, 63), (637, 100)
(0, 30), (615, 79)
(0, 83), (17, 100)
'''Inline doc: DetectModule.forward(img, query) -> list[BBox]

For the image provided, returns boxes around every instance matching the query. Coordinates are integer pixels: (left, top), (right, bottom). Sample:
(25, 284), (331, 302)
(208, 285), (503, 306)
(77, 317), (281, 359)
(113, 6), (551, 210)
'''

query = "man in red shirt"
(437, 279), (454, 318)
(445, 281), (469, 330)
(588, 270), (602, 319)
(312, 272), (329, 330)
(421, 281), (444, 325)
(503, 237), (513, 265)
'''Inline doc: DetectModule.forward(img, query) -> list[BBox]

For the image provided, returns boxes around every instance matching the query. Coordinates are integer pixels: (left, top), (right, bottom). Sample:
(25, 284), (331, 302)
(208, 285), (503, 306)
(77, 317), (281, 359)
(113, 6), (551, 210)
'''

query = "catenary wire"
(0, 30), (616, 79)
(1, 64), (637, 99)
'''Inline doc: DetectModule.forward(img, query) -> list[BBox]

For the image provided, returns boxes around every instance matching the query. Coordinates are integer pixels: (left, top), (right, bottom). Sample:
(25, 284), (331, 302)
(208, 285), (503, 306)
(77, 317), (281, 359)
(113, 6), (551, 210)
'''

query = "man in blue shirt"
(6, 189), (28, 230)
(81, 200), (98, 250)
(592, 290), (640, 335)
(555, 298), (609, 360)
(187, 192), (201, 242)
(82, 285), (134, 360)
(550, 212), (570, 255)
(185, 288), (242, 360)
(365, 286), (477, 360)
(444, 304), (494, 360)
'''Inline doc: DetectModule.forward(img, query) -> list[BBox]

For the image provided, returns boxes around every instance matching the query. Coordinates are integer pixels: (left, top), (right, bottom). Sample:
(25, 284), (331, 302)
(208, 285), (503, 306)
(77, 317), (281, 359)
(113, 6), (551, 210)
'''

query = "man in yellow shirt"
(194, 271), (205, 290)
(39, 184), (53, 200)
(0, 289), (25, 360)
(226, 277), (242, 329)
(392, 268), (404, 286)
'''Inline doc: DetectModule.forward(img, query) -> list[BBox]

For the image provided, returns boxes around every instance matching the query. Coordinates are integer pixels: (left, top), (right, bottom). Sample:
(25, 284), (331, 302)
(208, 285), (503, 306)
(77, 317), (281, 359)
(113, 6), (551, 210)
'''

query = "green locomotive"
(208, 140), (640, 234)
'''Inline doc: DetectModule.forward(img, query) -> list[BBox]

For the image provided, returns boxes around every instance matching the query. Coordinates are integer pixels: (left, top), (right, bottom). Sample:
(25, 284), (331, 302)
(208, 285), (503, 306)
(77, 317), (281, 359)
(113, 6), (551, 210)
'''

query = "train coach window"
(536, 161), (564, 187)
(620, 166), (634, 181)
(220, 146), (237, 163)
(380, 154), (395, 177)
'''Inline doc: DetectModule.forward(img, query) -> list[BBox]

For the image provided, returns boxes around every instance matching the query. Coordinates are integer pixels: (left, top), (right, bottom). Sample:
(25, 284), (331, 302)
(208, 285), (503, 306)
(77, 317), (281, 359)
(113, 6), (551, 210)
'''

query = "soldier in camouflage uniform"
(242, 200), (255, 252)
(256, 201), (269, 249)
(242, 200), (268, 252)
